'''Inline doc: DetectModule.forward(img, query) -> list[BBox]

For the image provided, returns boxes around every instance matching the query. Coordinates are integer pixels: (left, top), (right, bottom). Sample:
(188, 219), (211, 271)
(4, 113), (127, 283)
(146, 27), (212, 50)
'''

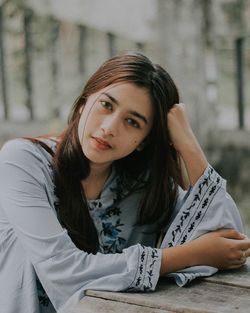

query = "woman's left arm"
(162, 108), (247, 285)
(166, 103), (245, 242)
(167, 103), (208, 186)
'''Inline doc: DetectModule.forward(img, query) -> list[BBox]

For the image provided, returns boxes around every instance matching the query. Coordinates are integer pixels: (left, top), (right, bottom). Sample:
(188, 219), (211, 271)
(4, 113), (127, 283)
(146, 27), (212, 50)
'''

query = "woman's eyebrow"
(102, 92), (148, 125)
(102, 92), (119, 105)
(129, 111), (148, 124)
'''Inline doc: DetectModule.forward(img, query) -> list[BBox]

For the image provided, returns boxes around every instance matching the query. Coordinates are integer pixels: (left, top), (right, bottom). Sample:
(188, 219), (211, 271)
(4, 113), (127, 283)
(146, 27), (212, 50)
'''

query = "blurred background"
(0, 0), (249, 234)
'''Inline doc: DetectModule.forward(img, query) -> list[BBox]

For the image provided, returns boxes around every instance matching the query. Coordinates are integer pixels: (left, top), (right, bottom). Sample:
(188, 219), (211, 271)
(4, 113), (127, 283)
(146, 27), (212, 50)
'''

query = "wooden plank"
(204, 259), (250, 288)
(67, 296), (173, 313)
(84, 279), (250, 313)
(66, 261), (250, 313)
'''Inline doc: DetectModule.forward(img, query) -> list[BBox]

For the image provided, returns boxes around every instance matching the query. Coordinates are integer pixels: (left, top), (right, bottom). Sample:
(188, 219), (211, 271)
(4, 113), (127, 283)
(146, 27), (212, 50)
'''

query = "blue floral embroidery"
(97, 179), (129, 253)
(98, 205), (121, 220)
(37, 278), (50, 307)
(110, 176), (130, 203)
(101, 219), (123, 237)
(100, 218), (126, 253)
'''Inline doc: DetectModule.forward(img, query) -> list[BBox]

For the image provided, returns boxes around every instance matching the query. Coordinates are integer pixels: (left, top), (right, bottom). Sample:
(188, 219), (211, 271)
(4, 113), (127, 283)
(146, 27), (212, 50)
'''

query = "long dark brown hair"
(30, 52), (182, 253)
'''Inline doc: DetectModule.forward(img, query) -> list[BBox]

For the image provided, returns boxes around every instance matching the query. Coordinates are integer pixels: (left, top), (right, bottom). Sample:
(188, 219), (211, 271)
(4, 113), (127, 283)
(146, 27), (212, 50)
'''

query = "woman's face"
(78, 82), (154, 168)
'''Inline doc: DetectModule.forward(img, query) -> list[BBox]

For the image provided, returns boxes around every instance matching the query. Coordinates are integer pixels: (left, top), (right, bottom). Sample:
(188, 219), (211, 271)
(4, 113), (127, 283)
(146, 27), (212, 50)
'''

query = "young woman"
(0, 52), (249, 313)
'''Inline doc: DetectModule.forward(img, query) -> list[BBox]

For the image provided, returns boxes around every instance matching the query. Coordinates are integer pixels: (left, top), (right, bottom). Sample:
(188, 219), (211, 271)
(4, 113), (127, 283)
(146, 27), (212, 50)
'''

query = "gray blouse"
(0, 138), (243, 313)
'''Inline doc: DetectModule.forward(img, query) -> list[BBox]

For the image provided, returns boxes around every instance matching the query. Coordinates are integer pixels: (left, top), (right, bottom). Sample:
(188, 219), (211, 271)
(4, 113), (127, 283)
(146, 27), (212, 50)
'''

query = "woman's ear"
(136, 141), (146, 151)
(136, 134), (152, 151)
(79, 106), (84, 114)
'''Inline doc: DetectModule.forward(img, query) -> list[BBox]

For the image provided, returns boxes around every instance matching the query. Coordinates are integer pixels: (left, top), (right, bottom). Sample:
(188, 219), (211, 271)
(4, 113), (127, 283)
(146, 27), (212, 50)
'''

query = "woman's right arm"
(160, 229), (250, 275)
(0, 140), (161, 312)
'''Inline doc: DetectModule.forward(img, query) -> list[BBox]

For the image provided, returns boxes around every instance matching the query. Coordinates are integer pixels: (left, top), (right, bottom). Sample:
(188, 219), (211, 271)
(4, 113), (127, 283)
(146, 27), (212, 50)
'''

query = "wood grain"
(65, 259), (250, 313)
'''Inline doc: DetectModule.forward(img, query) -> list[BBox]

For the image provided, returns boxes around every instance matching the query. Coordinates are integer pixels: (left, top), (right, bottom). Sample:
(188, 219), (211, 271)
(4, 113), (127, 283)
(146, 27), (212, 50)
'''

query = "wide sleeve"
(160, 164), (244, 286)
(0, 139), (161, 313)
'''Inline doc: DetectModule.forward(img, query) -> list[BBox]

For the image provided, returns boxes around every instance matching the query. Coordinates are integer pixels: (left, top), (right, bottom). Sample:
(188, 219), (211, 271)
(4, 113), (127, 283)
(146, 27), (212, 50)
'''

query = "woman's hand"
(167, 103), (208, 186)
(167, 103), (196, 153)
(188, 229), (250, 270)
(160, 229), (250, 275)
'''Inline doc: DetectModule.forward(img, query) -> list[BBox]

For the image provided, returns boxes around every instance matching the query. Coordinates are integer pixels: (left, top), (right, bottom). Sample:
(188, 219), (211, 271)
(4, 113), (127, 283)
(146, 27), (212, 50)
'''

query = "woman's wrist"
(178, 140), (208, 186)
(160, 243), (198, 275)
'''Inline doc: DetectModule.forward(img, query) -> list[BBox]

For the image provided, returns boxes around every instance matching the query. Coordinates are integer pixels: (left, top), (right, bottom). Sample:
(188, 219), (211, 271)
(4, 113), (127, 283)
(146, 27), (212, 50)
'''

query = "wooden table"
(67, 259), (250, 313)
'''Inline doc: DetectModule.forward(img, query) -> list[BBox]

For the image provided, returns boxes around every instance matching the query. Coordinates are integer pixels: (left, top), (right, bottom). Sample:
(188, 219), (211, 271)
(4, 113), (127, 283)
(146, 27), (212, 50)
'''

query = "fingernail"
(240, 233), (247, 238)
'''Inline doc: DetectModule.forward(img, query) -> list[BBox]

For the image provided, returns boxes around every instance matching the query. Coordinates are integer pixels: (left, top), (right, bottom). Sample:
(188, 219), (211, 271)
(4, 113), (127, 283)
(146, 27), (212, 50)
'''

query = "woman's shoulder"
(0, 138), (36, 156)
(1, 137), (57, 153)
(0, 138), (55, 169)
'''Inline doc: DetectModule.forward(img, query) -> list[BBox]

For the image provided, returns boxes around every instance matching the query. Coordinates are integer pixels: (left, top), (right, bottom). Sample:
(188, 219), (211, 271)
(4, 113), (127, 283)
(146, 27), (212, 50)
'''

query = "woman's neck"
(81, 162), (112, 200)
(88, 162), (112, 182)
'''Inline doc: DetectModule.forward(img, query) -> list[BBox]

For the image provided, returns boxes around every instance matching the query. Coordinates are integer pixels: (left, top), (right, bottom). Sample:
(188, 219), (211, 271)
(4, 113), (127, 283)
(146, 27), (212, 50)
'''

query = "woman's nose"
(101, 115), (119, 136)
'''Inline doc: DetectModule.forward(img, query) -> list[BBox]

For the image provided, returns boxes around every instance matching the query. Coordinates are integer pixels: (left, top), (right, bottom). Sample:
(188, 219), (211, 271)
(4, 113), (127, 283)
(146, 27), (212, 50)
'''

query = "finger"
(235, 249), (246, 261)
(227, 261), (246, 269)
(237, 240), (250, 251)
(223, 249), (248, 269)
(216, 229), (245, 240)
(233, 259), (246, 266)
(177, 103), (186, 109)
(169, 103), (186, 113)
(245, 248), (250, 258)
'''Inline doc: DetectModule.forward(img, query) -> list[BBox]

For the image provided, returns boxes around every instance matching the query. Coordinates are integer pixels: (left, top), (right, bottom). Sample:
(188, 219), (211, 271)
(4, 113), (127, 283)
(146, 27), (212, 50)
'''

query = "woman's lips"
(91, 137), (112, 150)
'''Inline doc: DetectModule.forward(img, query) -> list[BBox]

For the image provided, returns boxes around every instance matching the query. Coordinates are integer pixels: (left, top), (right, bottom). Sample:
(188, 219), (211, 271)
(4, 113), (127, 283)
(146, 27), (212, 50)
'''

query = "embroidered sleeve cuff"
(161, 164), (225, 248)
(202, 163), (226, 189)
(126, 245), (161, 292)
(188, 163), (226, 191)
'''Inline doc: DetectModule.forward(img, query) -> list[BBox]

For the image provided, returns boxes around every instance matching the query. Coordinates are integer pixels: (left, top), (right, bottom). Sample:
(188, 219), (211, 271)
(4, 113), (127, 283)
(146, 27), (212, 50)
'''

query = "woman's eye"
(126, 118), (140, 129)
(100, 101), (113, 111)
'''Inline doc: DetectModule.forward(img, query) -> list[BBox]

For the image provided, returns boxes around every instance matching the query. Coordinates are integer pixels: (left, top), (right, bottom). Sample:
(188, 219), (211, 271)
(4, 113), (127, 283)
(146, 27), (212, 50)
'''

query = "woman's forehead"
(94, 82), (150, 100)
